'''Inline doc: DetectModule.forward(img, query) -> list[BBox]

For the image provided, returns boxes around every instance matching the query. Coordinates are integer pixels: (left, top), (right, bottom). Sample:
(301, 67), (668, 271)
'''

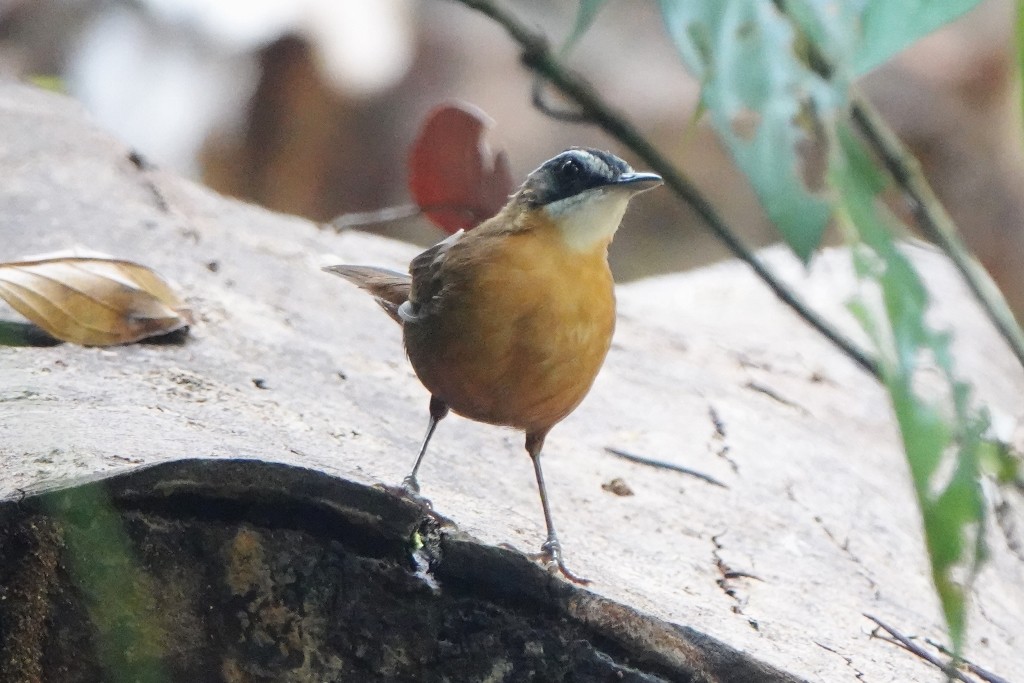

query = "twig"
(446, 0), (880, 379)
(604, 447), (728, 489)
(863, 614), (976, 683)
(328, 204), (422, 232)
(850, 94), (1024, 370)
(743, 381), (809, 415)
(924, 637), (1013, 683)
(531, 77), (589, 123)
(328, 200), (503, 234)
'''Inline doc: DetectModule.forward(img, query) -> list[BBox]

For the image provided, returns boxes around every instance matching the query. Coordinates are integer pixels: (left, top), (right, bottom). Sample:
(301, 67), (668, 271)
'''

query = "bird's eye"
(531, 153), (600, 204)
(560, 158), (582, 177)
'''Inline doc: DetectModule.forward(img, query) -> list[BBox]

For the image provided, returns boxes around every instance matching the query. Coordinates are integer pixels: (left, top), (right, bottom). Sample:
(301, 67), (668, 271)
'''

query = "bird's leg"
(525, 432), (590, 585)
(402, 396), (449, 494)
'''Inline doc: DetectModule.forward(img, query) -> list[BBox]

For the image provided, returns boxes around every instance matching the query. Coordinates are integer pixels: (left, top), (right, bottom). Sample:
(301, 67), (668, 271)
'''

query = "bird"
(324, 148), (662, 582)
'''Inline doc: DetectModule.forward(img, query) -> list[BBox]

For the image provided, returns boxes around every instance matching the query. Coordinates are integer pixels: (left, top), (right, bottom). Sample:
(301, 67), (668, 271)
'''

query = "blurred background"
(0, 0), (1021, 315)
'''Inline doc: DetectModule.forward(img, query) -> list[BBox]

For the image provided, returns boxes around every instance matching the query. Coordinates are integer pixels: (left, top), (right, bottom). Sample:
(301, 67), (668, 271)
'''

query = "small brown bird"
(325, 148), (662, 582)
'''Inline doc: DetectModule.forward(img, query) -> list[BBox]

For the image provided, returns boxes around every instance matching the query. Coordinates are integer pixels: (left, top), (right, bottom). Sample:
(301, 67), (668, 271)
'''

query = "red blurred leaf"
(408, 101), (514, 233)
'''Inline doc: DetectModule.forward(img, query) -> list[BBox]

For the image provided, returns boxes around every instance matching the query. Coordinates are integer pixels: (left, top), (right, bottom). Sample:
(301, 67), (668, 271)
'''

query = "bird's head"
(516, 148), (662, 252)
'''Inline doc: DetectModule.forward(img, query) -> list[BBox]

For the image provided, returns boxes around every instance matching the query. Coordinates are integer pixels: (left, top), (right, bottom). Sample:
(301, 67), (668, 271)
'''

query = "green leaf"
(26, 74), (65, 93)
(853, 1), (982, 75)
(831, 122), (987, 653)
(656, 0), (991, 654)
(978, 439), (1020, 483)
(563, 0), (608, 53)
(657, 0), (982, 262)
(658, 0), (843, 261)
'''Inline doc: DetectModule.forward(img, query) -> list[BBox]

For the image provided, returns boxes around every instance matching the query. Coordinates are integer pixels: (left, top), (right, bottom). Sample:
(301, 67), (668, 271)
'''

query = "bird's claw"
(377, 481), (433, 510)
(531, 539), (591, 585)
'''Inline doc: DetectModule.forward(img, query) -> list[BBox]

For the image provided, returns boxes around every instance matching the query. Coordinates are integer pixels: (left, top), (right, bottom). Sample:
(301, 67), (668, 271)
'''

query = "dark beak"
(610, 171), (663, 193)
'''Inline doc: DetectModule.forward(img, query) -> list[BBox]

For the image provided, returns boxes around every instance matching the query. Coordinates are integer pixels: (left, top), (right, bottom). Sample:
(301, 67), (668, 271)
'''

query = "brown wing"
(322, 265), (411, 324)
(402, 229), (465, 324)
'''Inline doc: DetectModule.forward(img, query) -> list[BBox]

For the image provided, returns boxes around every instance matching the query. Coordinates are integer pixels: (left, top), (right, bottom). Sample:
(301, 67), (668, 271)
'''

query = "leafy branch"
(849, 95), (1024, 367)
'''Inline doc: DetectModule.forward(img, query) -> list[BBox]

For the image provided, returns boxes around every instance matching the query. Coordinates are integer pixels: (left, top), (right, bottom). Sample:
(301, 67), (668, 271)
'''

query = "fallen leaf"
(0, 256), (193, 346)
(408, 101), (514, 233)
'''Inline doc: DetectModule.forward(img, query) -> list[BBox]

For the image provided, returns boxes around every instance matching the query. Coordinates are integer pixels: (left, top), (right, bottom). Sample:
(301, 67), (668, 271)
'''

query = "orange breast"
(403, 224), (615, 434)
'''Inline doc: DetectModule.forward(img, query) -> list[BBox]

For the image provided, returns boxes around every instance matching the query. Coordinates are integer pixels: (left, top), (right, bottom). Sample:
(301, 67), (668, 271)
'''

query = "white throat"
(543, 188), (631, 252)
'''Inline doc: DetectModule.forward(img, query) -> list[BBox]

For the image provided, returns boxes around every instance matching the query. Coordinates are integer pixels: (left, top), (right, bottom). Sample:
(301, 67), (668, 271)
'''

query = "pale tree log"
(0, 83), (1021, 681)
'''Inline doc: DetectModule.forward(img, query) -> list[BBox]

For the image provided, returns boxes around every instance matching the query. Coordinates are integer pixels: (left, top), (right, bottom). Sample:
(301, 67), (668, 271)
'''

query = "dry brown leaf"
(0, 256), (193, 345)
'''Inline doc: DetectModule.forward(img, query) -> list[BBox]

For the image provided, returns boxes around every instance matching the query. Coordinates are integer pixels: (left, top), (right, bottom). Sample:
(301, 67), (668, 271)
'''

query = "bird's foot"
(400, 474), (423, 496)
(530, 538), (591, 585)
(377, 478), (432, 509)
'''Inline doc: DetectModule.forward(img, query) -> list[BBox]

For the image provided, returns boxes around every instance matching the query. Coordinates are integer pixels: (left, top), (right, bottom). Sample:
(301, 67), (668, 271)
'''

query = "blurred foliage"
(48, 486), (169, 682)
(655, 0), (981, 263)
(570, 0), (1012, 657)
(0, 320), (60, 346)
(840, 1), (982, 75)
(658, 0), (839, 261)
(832, 124), (987, 649)
(563, 0), (606, 53)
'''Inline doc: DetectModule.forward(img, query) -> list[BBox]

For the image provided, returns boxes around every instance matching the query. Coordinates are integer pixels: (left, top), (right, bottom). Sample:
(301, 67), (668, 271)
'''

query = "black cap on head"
(519, 148), (660, 207)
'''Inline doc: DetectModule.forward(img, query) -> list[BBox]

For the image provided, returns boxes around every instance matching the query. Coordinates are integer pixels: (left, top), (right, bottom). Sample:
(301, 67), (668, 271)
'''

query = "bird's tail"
(323, 265), (411, 324)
